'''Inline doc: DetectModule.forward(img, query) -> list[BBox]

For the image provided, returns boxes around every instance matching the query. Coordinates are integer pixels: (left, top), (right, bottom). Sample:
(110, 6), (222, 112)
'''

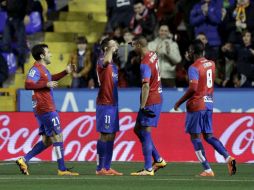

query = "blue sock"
(104, 141), (114, 170)
(137, 131), (160, 162)
(140, 130), (153, 171)
(205, 137), (229, 159)
(53, 142), (66, 171)
(151, 140), (160, 162)
(191, 138), (211, 170)
(96, 140), (107, 171)
(24, 141), (47, 162)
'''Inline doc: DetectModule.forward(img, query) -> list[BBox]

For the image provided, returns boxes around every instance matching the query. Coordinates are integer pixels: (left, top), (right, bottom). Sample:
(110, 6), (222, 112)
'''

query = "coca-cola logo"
(215, 116), (254, 163)
(0, 114), (136, 161)
(2, 113), (254, 162)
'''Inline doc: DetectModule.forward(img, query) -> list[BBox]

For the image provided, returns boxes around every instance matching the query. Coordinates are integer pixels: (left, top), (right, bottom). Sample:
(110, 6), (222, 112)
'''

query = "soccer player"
(16, 44), (79, 176)
(174, 40), (236, 177)
(95, 38), (123, 176)
(130, 36), (167, 176)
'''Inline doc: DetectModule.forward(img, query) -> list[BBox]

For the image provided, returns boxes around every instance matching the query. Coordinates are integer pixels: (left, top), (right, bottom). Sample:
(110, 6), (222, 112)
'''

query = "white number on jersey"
(206, 69), (213, 88)
(105, 115), (111, 124)
(52, 116), (60, 126)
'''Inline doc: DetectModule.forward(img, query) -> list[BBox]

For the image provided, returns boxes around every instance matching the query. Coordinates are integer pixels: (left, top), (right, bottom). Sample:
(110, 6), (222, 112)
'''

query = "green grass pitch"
(0, 161), (253, 190)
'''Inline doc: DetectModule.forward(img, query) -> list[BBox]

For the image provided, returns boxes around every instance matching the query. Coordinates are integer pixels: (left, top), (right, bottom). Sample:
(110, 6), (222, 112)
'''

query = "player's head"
(31, 44), (51, 65)
(188, 40), (205, 60)
(100, 38), (118, 53)
(130, 35), (148, 54)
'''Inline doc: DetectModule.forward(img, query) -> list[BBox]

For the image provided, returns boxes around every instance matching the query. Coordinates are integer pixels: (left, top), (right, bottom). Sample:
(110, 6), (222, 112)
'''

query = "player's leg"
(16, 117), (51, 175)
(17, 137), (51, 175)
(96, 133), (122, 176)
(24, 135), (51, 163)
(96, 133), (113, 174)
(190, 133), (214, 176)
(134, 124), (164, 167)
(42, 111), (78, 176)
(131, 124), (154, 176)
(131, 104), (166, 176)
(50, 132), (79, 176)
(204, 133), (236, 175)
(148, 104), (166, 172)
(96, 132), (107, 173)
(102, 133), (115, 171)
(96, 105), (122, 175)
(186, 111), (214, 177)
(202, 110), (236, 175)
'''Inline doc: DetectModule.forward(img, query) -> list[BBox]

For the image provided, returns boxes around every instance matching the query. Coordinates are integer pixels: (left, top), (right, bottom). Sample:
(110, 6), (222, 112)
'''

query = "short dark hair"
(132, 35), (147, 47)
(191, 40), (205, 55)
(31, 44), (48, 61)
(100, 37), (111, 52)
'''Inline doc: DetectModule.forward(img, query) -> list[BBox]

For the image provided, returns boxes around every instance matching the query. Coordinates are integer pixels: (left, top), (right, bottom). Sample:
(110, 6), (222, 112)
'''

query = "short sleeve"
(188, 66), (199, 81)
(140, 63), (151, 83)
(27, 67), (40, 82)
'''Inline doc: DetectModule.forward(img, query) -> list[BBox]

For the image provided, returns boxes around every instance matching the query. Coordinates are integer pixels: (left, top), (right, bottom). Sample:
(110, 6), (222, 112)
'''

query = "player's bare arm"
(103, 46), (115, 66)
(51, 64), (75, 81)
(174, 80), (198, 110)
(140, 82), (150, 109)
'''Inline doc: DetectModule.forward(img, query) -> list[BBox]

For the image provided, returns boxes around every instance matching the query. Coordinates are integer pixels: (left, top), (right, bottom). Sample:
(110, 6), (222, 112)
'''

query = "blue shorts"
(96, 104), (119, 133)
(185, 110), (213, 134)
(36, 111), (62, 136)
(136, 104), (162, 127)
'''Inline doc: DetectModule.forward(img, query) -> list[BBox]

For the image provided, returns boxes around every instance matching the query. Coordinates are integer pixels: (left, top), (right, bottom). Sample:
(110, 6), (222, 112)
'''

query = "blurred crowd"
(1, 0), (254, 89)
(73, 0), (254, 89)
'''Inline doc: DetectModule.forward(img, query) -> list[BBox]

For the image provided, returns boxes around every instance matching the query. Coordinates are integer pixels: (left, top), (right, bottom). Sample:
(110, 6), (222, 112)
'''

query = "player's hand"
(47, 81), (58, 88)
(174, 102), (180, 111)
(141, 108), (156, 118)
(66, 63), (76, 73)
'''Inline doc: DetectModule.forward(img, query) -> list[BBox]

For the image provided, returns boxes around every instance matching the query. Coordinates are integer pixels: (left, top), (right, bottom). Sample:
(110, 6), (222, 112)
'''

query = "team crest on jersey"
(57, 125), (61, 131)
(105, 124), (110, 129)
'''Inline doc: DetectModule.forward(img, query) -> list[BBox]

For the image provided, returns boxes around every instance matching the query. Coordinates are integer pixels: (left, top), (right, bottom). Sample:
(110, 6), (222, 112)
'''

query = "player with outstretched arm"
(174, 40), (236, 177)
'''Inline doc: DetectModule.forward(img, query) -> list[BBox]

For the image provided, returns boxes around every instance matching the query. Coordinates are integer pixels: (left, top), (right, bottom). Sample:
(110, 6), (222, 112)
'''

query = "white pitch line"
(0, 163), (16, 166)
(0, 177), (253, 182)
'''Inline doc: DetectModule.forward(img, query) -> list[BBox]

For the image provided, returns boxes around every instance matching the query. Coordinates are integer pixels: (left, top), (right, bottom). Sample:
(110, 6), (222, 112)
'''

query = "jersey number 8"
(206, 69), (213, 88)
